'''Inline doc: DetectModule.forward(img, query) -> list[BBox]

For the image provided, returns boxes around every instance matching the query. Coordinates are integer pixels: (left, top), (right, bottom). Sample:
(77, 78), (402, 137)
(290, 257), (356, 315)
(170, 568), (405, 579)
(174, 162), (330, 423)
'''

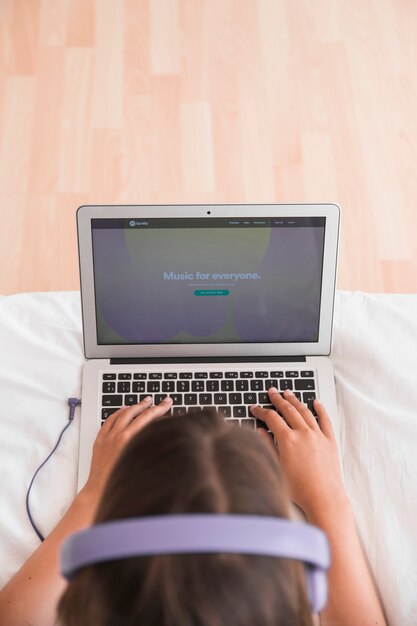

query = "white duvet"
(0, 290), (416, 625)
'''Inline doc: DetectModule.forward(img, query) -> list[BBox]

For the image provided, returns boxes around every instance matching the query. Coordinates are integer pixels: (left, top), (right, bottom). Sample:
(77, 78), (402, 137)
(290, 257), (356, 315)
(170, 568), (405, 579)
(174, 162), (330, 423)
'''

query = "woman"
(0, 388), (387, 625)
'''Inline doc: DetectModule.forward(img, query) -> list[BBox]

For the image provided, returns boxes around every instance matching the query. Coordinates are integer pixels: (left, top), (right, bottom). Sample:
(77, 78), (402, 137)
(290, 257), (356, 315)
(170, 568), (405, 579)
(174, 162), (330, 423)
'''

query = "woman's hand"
(84, 396), (173, 502)
(250, 387), (347, 520)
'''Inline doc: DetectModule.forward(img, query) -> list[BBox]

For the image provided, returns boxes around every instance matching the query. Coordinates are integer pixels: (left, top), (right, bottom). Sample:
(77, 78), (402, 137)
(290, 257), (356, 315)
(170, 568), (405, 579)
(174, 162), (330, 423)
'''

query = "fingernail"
(164, 396), (173, 403)
(145, 396), (153, 402)
(285, 389), (293, 396)
(269, 386), (278, 393)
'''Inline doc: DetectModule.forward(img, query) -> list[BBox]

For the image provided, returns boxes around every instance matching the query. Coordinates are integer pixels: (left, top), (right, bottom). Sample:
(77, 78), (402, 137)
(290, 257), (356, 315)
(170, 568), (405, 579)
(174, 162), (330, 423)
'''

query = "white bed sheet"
(0, 290), (416, 625)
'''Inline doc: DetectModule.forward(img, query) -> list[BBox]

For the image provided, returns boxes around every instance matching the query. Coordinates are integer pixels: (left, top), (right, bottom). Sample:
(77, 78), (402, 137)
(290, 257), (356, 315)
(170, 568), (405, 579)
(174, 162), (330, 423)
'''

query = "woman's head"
(58, 410), (313, 625)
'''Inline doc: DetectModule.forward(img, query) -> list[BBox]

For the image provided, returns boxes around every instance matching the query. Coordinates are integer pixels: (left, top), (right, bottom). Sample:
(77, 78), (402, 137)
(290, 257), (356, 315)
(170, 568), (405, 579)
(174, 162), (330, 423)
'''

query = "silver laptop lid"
(77, 204), (340, 359)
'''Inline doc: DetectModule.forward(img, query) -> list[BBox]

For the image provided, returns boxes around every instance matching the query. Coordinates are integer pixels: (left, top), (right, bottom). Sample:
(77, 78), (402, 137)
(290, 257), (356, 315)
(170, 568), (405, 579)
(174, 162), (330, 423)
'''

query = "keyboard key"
(229, 393), (242, 404)
(301, 392), (317, 415)
(280, 379), (293, 391)
(133, 373), (147, 379)
(195, 372), (208, 379)
(180, 372), (193, 379)
(147, 381), (160, 393)
(192, 380), (205, 392)
(221, 380), (234, 392)
(243, 392), (257, 405)
(218, 406), (231, 417)
(255, 371), (268, 378)
(270, 371), (284, 378)
(199, 393), (213, 405)
(265, 379), (278, 390)
(295, 392), (302, 401)
(258, 392), (269, 404)
(184, 394), (198, 405)
(256, 419), (268, 430)
(124, 394), (138, 405)
(154, 394), (168, 404)
(301, 370), (314, 377)
(164, 372), (177, 379)
(102, 381), (115, 393)
(236, 380), (249, 391)
(101, 407), (118, 420)
(225, 372), (238, 378)
(303, 392), (316, 403)
(228, 419), (240, 427)
(162, 381), (175, 393)
(214, 393), (227, 404)
(295, 379), (315, 391)
(233, 406), (246, 418)
(177, 381), (190, 393)
(241, 419), (255, 429)
(173, 407), (186, 416)
(117, 381), (130, 393)
(139, 394), (148, 402)
(133, 381), (146, 393)
(102, 395), (123, 407)
(118, 373), (132, 380)
(307, 401), (317, 416)
(207, 380), (219, 392)
(103, 373), (116, 380)
(168, 394), (181, 405)
(240, 371), (253, 378)
(209, 372), (223, 378)
(285, 371), (299, 377)
(250, 380), (263, 391)
(149, 373), (162, 379)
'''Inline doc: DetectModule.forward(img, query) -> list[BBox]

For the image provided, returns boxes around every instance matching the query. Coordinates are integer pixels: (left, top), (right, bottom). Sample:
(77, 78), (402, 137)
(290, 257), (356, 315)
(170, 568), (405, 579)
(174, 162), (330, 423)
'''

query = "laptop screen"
(91, 217), (325, 345)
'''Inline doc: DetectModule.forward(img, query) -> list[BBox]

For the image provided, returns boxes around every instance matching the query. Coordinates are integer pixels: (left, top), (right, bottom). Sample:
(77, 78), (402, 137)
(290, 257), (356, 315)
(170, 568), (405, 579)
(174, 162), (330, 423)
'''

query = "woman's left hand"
(84, 396), (173, 502)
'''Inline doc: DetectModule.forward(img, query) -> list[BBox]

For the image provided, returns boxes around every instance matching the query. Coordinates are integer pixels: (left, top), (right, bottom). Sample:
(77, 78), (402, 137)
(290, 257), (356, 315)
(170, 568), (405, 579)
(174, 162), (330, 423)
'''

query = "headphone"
(61, 514), (330, 613)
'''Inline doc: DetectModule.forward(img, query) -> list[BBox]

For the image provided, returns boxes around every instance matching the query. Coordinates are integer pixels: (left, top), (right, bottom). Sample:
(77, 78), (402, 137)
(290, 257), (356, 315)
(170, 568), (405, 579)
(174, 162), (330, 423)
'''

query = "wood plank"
(0, 77), (35, 193)
(58, 48), (93, 193)
(6, 0), (40, 75)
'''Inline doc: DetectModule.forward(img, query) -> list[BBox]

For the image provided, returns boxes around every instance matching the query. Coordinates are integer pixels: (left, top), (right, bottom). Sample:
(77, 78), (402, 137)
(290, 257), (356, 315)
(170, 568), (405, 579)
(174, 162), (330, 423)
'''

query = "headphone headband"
(61, 514), (330, 613)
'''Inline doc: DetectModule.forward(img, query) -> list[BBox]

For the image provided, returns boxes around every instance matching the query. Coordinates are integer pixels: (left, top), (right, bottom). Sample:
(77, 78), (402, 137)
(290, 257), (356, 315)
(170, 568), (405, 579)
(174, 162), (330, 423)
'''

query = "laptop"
(77, 203), (340, 491)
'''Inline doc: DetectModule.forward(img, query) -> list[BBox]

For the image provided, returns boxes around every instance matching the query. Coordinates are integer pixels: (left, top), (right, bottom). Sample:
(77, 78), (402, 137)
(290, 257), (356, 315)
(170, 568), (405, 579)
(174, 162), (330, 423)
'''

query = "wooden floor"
(0, 0), (416, 295)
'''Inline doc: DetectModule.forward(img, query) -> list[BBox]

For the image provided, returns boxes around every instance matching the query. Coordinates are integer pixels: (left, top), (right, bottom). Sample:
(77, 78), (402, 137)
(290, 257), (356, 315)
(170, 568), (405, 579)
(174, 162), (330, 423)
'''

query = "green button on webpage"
(194, 289), (230, 296)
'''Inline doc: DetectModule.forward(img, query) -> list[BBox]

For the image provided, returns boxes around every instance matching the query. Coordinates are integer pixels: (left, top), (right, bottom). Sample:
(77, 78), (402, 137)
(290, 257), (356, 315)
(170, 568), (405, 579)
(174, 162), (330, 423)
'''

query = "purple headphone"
(61, 514), (330, 613)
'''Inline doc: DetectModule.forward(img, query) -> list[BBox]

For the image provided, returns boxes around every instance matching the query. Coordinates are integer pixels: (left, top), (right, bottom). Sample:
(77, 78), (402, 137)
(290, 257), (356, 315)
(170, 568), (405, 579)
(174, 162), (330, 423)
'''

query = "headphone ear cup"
(305, 565), (328, 614)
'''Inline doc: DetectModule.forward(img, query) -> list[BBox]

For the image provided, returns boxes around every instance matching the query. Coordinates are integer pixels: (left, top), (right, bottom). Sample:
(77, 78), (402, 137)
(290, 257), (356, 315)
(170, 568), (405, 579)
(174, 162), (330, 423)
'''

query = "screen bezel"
(77, 204), (340, 359)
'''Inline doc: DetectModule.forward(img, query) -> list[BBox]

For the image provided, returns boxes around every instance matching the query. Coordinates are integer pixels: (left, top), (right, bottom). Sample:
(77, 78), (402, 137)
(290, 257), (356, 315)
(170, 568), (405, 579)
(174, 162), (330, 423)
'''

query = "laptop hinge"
(110, 356), (306, 365)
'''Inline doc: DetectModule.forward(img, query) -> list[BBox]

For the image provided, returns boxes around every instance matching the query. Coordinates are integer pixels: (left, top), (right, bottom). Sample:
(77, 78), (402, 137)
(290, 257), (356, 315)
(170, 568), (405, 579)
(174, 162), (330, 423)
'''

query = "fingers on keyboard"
(100, 370), (316, 430)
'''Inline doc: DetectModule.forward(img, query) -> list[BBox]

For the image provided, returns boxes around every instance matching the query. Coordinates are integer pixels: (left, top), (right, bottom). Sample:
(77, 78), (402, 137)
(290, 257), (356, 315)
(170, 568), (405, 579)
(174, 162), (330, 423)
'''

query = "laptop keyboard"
(100, 369), (317, 440)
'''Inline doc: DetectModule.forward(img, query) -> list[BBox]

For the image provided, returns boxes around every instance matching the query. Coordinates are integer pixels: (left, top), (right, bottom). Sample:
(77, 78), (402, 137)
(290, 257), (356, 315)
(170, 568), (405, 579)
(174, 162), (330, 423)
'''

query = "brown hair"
(58, 410), (313, 626)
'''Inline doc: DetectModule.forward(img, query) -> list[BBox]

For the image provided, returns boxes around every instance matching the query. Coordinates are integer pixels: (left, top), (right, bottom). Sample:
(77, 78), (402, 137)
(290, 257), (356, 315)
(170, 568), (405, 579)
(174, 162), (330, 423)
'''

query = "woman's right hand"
(250, 387), (348, 520)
